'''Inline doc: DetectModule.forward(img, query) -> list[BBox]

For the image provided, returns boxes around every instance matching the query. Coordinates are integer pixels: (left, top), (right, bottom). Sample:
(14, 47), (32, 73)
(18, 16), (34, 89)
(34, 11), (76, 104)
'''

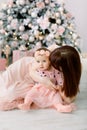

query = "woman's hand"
(29, 63), (56, 90)
(54, 85), (60, 90)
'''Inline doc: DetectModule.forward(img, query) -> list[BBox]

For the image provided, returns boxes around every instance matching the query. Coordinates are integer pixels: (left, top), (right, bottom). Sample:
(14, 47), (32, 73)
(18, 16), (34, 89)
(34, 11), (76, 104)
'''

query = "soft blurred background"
(0, 0), (87, 52)
(65, 0), (87, 52)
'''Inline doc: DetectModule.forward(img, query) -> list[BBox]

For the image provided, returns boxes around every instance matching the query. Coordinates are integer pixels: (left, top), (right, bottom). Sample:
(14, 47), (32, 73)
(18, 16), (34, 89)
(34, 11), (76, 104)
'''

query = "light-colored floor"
(0, 58), (87, 130)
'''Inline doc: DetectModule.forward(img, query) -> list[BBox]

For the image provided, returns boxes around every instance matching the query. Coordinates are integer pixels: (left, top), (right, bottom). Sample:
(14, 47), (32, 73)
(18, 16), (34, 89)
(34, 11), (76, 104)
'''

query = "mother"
(30, 45), (82, 104)
(49, 45), (82, 104)
(0, 45), (81, 110)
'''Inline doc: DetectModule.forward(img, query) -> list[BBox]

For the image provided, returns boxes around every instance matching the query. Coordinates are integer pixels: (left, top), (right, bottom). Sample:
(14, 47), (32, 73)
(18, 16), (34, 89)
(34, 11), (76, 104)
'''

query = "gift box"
(13, 50), (34, 62)
(0, 58), (7, 71)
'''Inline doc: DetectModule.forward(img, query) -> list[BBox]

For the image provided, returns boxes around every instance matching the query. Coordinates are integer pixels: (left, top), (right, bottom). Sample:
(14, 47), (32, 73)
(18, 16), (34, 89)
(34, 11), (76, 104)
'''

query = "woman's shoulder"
(15, 56), (34, 66)
(20, 56), (35, 69)
(7, 56), (34, 71)
(21, 56), (34, 62)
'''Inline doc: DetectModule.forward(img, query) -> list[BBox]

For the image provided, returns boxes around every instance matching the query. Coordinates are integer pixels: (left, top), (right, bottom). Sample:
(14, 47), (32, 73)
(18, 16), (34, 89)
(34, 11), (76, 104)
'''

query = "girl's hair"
(49, 45), (82, 98)
(35, 47), (50, 52)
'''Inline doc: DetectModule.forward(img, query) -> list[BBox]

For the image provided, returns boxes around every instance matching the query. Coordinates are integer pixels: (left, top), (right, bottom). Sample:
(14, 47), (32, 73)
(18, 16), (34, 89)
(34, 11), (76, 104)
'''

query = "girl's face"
(35, 55), (50, 71)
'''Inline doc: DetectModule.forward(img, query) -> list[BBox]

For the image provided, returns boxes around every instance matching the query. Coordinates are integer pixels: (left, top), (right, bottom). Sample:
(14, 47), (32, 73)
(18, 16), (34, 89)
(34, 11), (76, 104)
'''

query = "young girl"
(18, 48), (75, 113)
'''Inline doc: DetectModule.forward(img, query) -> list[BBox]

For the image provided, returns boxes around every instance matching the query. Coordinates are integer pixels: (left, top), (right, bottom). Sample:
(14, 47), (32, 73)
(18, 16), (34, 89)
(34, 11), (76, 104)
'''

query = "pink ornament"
(0, 29), (6, 34)
(57, 26), (65, 35)
(7, 0), (13, 8)
(36, 2), (45, 9)
(37, 17), (50, 30)
(21, 34), (29, 40)
(11, 19), (18, 29)
(11, 41), (18, 48)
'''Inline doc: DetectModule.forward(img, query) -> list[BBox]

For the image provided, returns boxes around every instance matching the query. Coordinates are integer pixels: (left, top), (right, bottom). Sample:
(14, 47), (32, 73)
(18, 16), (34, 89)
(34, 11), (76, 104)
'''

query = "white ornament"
(8, 16), (13, 22)
(19, 0), (26, 5)
(31, 12), (37, 18)
(7, 9), (11, 14)
(22, 8), (26, 13)
(56, 19), (61, 24)
(19, 25), (25, 31)
(16, 0), (20, 5)
(29, 36), (34, 42)
(72, 33), (77, 40)
(7, 25), (11, 31)
(55, 13), (60, 18)
(58, 7), (63, 13)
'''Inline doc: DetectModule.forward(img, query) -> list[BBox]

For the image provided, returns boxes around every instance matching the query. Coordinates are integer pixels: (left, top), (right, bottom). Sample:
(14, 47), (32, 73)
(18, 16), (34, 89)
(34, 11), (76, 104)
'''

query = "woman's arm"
(59, 89), (76, 104)
(29, 64), (56, 90)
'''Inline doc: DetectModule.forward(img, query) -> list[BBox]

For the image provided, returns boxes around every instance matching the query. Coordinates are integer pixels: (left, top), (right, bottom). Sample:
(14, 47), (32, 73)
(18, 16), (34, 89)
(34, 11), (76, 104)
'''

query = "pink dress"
(18, 68), (74, 113)
(18, 69), (75, 113)
(0, 57), (35, 103)
(0, 57), (65, 110)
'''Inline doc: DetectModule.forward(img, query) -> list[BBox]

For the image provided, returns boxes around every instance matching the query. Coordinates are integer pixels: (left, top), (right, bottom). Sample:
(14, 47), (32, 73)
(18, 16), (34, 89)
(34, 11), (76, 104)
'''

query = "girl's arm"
(29, 64), (56, 90)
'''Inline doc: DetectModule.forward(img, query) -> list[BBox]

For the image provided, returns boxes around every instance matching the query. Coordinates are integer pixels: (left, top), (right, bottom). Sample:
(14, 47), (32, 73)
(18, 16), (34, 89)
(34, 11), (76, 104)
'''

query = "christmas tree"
(0, 0), (81, 64)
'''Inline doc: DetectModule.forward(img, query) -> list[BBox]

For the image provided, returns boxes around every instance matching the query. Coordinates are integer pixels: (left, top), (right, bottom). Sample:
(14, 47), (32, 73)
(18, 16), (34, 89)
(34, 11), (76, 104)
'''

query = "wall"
(65, 0), (87, 52)
(0, 0), (87, 52)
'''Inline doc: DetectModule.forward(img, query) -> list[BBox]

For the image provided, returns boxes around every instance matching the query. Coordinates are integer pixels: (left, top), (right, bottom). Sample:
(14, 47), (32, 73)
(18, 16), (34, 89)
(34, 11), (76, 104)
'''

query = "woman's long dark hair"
(49, 45), (82, 97)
